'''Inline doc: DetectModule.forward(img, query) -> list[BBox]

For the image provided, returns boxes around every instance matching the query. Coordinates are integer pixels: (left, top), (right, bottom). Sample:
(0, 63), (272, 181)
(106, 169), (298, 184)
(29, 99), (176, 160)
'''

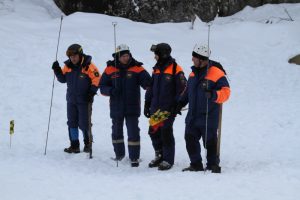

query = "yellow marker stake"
(9, 120), (14, 148)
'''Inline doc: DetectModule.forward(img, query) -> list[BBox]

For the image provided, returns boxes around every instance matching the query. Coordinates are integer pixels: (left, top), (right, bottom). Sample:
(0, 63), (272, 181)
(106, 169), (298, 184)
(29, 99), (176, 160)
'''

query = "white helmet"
(116, 44), (129, 53)
(193, 43), (211, 57)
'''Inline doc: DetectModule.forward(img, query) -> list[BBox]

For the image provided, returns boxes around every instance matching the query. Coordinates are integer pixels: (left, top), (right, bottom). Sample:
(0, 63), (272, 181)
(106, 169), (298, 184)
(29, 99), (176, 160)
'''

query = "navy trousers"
(111, 116), (140, 160)
(185, 123), (219, 167)
(148, 116), (175, 165)
(67, 102), (90, 141)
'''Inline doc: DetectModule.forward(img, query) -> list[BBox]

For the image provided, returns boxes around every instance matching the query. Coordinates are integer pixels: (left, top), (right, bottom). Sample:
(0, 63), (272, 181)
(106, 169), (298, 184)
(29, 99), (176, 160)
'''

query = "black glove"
(110, 87), (120, 97)
(52, 61), (62, 75)
(87, 91), (96, 102)
(175, 103), (183, 116)
(144, 101), (151, 118)
(171, 102), (183, 117)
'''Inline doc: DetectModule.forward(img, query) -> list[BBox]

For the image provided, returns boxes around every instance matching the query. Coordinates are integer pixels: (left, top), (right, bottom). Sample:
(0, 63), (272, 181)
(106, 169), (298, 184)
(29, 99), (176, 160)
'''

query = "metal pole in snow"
(204, 22), (212, 173)
(112, 22), (119, 167)
(44, 15), (63, 155)
(10, 120), (14, 149)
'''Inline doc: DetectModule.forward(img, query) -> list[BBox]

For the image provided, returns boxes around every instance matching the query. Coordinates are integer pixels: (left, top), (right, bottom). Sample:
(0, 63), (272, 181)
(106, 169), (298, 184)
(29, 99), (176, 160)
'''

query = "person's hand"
(52, 61), (62, 74)
(87, 91), (96, 102)
(174, 103), (183, 116)
(171, 102), (183, 117)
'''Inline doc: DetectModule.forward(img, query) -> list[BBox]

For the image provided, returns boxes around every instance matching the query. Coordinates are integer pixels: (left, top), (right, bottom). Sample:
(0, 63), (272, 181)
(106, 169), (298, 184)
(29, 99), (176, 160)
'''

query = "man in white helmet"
(176, 43), (231, 173)
(100, 44), (151, 167)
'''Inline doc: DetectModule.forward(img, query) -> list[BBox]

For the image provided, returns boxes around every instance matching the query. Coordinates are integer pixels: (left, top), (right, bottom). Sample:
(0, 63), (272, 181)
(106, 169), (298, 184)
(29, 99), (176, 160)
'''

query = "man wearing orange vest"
(178, 44), (231, 173)
(100, 44), (151, 167)
(52, 44), (101, 154)
(145, 43), (187, 170)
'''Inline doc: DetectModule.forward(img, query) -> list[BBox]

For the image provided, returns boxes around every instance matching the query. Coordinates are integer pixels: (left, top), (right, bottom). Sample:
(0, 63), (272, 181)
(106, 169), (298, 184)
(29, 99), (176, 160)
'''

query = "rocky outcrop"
(54, 0), (300, 23)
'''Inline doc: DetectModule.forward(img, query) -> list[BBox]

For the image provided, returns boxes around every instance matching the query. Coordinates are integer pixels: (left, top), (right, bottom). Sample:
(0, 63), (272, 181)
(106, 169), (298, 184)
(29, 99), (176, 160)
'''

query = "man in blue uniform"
(144, 43), (187, 170)
(52, 44), (101, 153)
(100, 44), (151, 167)
(178, 44), (231, 173)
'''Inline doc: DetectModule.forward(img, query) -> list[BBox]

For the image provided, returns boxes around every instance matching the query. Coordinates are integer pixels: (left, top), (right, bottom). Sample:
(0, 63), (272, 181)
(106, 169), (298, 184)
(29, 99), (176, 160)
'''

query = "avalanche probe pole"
(9, 120), (14, 149)
(204, 22), (212, 172)
(88, 102), (93, 159)
(112, 22), (119, 167)
(217, 104), (223, 158)
(44, 15), (63, 155)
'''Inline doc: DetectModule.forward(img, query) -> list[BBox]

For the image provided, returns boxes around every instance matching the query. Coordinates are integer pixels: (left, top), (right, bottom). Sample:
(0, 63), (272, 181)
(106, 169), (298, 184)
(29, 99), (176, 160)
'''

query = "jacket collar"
(153, 56), (174, 71)
(107, 57), (143, 69)
(64, 54), (92, 69)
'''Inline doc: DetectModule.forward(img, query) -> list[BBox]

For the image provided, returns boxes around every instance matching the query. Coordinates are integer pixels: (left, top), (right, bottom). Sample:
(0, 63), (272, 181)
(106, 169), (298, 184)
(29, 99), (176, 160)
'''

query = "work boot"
(111, 155), (125, 161)
(158, 161), (172, 171)
(206, 165), (221, 173)
(64, 140), (80, 153)
(211, 165), (221, 173)
(131, 159), (139, 167)
(182, 163), (204, 172)
(83, 139), (91, 153)
(83, 145), (91, 153)
(148, 150), (163, 168)
(64, 146), (80, 153)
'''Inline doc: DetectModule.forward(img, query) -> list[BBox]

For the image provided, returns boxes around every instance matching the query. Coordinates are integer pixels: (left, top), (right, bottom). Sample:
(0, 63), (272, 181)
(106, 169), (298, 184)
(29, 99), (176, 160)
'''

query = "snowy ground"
(0, 0), (300, 199)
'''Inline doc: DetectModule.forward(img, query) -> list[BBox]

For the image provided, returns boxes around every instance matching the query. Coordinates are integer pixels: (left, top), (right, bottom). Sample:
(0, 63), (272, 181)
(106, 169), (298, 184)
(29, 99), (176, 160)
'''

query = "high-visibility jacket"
(180, 60), (230, 128)
(100, 58), (151, 118)
(55, 54), (100, 104)
(145, 57), (187, 114)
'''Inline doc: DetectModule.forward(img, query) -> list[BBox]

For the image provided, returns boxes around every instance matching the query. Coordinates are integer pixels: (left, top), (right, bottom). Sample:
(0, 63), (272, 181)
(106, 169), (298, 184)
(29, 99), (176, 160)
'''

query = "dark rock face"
(218, 0), (299, 17)
(54, 0), (300, 23)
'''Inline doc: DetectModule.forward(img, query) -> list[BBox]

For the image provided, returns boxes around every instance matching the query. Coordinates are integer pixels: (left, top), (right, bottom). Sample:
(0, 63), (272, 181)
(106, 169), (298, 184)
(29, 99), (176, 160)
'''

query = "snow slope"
(0, 0), (300, 199)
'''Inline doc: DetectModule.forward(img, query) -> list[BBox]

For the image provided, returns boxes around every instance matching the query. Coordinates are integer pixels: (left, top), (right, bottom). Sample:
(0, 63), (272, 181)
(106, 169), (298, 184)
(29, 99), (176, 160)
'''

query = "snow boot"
(211, 165), (221, 173)
(148, 150), (163, 168)
(83, 145), (91, 153)
(131, 159), (139, 167)
(206, 165), (221, 173)
(158, 161), (172, 171)
(111, 155), (125, 161)
(64, 140), (80, 153)
(83, 139), (91, 153)
(182, 163), (204, 172)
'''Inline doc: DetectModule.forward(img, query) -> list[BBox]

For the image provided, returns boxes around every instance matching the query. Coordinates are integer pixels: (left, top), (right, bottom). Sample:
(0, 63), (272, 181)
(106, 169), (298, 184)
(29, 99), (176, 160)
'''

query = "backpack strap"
(172, 61), (177, 76)
(172, 61), (178, 96)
